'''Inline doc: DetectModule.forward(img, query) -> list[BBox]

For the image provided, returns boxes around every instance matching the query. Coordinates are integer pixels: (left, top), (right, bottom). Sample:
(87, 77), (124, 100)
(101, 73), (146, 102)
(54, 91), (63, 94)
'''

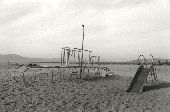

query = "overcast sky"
(0, 0), (170, 61)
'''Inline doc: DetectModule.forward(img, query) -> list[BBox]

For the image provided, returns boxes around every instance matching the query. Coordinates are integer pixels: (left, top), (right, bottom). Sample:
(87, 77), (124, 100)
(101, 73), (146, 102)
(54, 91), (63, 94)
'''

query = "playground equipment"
(25, 25), (105, 79)
(148, 54), (158, 82)
(59, 47), (101, 78)
(57, 25), (103, 78)
(127, 54), (158, 93)
(90, 56), (100, 66)
(61, 47), (72, 66)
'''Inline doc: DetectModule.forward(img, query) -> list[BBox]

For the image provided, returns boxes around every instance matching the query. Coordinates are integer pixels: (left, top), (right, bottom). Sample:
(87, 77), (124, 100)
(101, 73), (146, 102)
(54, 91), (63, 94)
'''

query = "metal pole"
(80, 25), (84, 78)
(98, 56), (100, 67)
(89, 51), (92, 66)
(74, 50), (76, 65)
(78, 51), (80, 66)
(65, 49), (68, 66)
(61, 50), (63, 66)
(63, 48), (65, 66)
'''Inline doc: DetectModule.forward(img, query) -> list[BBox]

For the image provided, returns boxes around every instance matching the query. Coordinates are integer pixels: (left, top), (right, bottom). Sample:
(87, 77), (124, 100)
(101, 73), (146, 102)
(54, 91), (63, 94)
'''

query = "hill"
(0, 54), (60, 63)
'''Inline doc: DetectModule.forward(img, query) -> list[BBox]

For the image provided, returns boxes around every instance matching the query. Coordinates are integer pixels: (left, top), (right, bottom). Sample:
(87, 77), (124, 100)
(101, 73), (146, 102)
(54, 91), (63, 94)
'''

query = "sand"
(0, 68), (170, 112)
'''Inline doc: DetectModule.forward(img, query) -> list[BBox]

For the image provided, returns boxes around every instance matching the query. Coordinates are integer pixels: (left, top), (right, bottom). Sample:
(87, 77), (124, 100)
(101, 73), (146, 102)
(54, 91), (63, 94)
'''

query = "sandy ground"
(0, 68), (170, 112)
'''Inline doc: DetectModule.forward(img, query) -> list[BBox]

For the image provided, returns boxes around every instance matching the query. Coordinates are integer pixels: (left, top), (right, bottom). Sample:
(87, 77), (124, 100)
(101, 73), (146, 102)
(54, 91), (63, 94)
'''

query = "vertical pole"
(65, 49), (67, 66)
(98, 56), (100, 75)
(98, 56), (100, 67)
(67, 49), (69, 66)
(66, 49), (68, 66)
(73, 50), (76, 65)
(61, 50), (63, 66)
(78, 51), (80, 66)
(88, 51), (91, 66)
(63, 49), (65, 66)
(80, 25), (85, 79)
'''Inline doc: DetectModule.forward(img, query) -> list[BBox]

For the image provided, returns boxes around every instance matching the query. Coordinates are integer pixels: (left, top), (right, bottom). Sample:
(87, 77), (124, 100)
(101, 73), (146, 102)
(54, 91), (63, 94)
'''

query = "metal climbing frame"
(138, 54), (158, 83)
(149, 54), (158, 82)
(25, 25), (105, 79)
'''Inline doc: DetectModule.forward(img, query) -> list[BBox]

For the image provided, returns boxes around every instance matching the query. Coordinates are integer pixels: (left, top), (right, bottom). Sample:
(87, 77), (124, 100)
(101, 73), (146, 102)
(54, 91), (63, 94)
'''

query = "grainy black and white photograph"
(0, 0), (170, 112)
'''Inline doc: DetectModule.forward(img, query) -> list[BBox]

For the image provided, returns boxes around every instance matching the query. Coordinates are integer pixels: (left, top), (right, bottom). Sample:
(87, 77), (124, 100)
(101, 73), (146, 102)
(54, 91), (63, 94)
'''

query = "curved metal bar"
(138, 55), (147, 67)
(101, 67), (110, 72)
(62, 47), (70, 50)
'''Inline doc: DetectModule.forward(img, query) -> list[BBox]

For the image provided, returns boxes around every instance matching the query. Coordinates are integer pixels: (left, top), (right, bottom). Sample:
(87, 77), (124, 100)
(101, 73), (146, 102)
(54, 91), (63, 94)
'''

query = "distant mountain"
(126, 58), (170, 65)
(0, 54), (27, 59)
(0, 54), (60, 63)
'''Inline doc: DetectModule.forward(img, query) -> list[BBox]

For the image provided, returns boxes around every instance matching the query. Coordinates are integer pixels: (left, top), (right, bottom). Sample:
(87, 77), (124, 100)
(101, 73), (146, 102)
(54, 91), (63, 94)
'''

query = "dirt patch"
(0, 69), (170, 112)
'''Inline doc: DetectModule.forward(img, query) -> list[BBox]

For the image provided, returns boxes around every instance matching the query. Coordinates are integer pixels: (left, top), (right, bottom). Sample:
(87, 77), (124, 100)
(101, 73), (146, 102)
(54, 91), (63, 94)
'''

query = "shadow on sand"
(83, 76), (110, 81)
(142, 81), (170, 92)
(83, 75), (119, 81)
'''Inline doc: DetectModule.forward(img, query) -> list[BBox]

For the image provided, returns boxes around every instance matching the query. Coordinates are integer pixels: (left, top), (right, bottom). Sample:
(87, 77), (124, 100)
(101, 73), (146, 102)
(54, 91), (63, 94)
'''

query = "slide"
(126, 65), (150, 93)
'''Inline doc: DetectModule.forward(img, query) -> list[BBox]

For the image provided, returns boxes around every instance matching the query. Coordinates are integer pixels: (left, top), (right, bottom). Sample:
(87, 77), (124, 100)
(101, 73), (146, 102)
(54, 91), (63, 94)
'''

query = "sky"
(0, 0), (170, 61)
